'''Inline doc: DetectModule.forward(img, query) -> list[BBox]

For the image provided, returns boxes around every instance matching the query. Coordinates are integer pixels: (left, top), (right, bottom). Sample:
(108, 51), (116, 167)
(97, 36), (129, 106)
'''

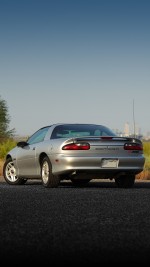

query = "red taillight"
(124, 143), (143, 151)
(62, 143), (90, 150)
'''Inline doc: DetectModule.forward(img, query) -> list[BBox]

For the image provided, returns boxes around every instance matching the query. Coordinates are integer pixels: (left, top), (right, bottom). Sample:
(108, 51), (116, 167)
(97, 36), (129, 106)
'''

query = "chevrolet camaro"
(3, 123), (145, 188)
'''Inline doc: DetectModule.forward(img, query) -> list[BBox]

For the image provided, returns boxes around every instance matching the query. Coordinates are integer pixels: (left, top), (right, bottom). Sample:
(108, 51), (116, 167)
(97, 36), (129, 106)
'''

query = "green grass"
(143, 142), (150, 170)
(0, 139), (17, 159)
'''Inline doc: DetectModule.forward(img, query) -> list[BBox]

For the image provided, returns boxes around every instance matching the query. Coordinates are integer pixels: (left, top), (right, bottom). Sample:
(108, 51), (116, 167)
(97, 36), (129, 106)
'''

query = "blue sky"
(0, 0), (150, 136)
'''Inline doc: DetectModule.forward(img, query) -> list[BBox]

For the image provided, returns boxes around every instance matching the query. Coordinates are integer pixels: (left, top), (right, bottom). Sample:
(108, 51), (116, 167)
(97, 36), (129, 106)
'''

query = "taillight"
(62, 143), (90, 150)
(124, 143), (143, 151)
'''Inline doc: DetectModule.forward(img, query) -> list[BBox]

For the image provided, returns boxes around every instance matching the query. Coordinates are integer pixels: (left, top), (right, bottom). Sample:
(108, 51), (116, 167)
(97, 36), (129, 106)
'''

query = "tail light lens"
(62, 143), (90, 150)
(124, 143), (143, 151)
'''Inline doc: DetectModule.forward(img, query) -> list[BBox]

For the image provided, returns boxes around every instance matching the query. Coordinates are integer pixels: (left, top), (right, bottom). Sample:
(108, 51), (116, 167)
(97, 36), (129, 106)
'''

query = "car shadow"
(60, 179), (150, 189)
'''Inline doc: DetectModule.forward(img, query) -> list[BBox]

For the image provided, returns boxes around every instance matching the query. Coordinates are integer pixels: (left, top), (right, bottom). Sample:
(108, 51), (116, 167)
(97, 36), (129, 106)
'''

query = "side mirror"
(17, 141), (28, 148)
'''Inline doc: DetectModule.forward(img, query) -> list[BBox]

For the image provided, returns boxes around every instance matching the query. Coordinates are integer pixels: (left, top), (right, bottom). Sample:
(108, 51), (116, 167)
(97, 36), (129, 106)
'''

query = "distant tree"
(0, 95), (15, 140)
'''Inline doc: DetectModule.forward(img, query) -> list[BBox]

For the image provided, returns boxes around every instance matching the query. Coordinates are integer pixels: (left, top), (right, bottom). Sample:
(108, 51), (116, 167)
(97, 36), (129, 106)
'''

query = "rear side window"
(28, 127), (49, 144)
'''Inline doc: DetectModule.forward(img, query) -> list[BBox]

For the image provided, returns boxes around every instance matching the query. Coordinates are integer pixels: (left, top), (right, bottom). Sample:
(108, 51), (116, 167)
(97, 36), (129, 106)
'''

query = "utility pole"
(133, 99), (136, 138)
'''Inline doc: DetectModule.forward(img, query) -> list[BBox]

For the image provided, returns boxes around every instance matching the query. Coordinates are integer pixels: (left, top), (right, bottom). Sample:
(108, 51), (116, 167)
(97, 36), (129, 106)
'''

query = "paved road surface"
(0, 177), (150, 265)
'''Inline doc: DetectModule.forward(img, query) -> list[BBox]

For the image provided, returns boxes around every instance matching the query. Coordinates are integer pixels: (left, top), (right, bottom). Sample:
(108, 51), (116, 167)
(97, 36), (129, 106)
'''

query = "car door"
(16, 127), (50, 177)
(16, 143), (38, 176)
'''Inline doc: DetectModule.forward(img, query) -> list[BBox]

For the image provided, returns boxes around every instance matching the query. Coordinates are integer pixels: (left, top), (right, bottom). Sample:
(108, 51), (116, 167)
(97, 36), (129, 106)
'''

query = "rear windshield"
(51, 124), (116, 139)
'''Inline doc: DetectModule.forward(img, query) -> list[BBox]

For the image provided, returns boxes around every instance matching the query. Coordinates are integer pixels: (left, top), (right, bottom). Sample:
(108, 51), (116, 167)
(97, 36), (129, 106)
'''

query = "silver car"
(3, 123), (145, 188)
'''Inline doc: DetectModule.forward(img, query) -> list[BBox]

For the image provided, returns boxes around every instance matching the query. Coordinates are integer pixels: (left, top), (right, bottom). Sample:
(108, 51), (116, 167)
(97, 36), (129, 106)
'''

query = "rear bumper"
(51, 154), (145, 176)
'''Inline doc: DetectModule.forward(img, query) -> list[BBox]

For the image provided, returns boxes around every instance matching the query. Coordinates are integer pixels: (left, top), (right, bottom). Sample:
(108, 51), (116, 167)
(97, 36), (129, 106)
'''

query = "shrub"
(0, 139), (16, 159)
(143, 142), (150, 170)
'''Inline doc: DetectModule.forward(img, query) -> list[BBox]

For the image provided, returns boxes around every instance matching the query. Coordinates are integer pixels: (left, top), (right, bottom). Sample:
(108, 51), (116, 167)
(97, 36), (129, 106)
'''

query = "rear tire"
(3, 158), (27, 185)
(41, 156), (60, 188)
(115, 174), (135, 188)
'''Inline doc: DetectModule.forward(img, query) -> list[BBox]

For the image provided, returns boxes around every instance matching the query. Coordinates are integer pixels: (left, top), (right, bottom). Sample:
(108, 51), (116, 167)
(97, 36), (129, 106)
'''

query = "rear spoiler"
(64, 136), (142, 144)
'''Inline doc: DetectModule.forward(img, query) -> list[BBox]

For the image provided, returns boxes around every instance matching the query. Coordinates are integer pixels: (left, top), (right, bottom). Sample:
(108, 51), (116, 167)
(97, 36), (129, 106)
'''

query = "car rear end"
(51, 136), (145, 179)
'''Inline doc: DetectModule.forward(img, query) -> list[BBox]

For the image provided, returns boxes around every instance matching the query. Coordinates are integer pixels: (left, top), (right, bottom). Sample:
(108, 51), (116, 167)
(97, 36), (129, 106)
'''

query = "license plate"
(101, 159), (119, 168)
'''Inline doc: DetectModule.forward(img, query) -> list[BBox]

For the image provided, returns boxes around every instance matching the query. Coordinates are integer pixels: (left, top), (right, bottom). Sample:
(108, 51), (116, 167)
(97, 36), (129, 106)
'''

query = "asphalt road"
(0, 177), (150, 265)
